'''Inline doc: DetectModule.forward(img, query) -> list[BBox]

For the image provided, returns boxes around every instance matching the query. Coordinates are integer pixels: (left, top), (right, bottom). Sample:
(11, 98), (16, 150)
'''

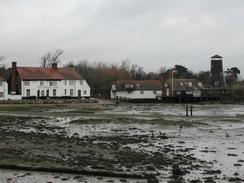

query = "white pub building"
(8, 62), (90, 99)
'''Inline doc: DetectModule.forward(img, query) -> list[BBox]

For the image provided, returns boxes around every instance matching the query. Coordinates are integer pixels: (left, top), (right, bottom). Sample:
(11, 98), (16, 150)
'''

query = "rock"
(237, 159), (244, 163)
(107, 180), (114, 183)
(204, 169), (221, 175)
(147, 178), (159, 183)
(146, 165), (156, 171)
(227, 153), (238, 156)
(73, 176), (82, 179)
(229, 177), (244, 182)
(178, 141), (185, 144)
(172, 164), (184, 177)
(120, 179), (128, 182)
(204, 177), (216, 183)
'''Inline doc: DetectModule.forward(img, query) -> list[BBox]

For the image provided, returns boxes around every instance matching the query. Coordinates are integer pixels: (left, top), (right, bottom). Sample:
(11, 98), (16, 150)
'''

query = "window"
(53, 89), (56, 97)
(83, 90), (87, 95)
(50, 81), (57, 86)
(70, 89), (74, 96)
(153, 90), (156, 94)
(214, 81), (219, 87)
(80, 80), (83, 85)
(65, 80), (67, 85)
(69, 80), (75, 86)
(26, 89), (30, 97)
(41, 90), (45, 96)
(0, 81), (3, 86)
(140, 91), (144, 94)
(198, 82), (203, 87)
(24, 81), (30, 86)
(0, 92), (3, 98)
(64, 89), (67, 95)
(40, 81), (44, 86)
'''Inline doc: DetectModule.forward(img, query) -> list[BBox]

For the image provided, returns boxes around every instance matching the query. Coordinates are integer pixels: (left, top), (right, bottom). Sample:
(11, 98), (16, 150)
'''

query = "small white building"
(0, 76), (8, 100)
(111, 80), (162, 101)
(8, 62), (90, 99)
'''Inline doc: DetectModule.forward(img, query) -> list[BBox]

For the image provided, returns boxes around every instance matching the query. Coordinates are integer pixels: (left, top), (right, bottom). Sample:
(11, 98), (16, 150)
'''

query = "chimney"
(52, 63), (58, 70)
(11, 62), (17, 94)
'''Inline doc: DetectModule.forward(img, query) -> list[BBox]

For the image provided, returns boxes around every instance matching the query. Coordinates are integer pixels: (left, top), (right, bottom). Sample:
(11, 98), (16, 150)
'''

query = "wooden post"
(190, 105), (193, 116)
(186, 105), (188, 116)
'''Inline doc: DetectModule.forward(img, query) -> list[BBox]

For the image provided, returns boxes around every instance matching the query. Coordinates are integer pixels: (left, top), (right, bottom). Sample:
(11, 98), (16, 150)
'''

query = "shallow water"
(102, 104), (244, 117)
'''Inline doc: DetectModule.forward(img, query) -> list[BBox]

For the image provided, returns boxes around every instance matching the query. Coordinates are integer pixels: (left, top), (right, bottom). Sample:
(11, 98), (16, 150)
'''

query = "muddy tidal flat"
(0, 101), (244, 182)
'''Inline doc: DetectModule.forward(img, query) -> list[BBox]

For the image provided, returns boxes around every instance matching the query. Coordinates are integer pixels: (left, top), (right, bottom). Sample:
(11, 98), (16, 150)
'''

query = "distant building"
(0, 76), (8, 100)
(210, 55), (226, 88)
(162, 79), (204, 98)
(7, 62), (90, 99)
(111, 80), (162, 101)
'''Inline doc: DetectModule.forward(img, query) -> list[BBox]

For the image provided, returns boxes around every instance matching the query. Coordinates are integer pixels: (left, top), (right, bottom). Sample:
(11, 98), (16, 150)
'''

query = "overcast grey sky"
(1, 0), (244, 74)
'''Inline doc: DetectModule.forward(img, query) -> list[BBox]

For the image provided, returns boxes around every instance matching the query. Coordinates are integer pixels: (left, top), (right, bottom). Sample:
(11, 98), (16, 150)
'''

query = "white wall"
(112, 90), (162, 100)
(22, 79), (90, 98)
(0, 81), (22, 100)
(0, 81), (8, 100)
(6, 94), (22, 100)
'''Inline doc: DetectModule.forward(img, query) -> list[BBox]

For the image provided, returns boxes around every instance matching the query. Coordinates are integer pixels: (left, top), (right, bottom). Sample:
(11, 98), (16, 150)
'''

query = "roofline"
(21, 79), (62, 81)
(115, 89), (162, 91)
(211, 55), (222, 58)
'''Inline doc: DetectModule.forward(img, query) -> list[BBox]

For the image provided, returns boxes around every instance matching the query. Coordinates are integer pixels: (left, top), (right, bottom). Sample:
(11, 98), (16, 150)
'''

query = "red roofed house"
(111, 80), (162, 101)
(8, 62), (90, 99)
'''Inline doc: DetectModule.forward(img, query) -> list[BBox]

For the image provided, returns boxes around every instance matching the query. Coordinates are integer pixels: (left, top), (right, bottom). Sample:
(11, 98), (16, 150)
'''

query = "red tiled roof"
(59, 68), (83, 80)
(17, 67), (83, 80)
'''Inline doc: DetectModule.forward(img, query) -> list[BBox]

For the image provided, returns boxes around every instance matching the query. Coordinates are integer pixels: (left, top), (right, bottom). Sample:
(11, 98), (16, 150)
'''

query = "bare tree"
(120, 58), (130, 72)
(51, 49), (64, 64)
(40, 52), (52, 67)
(40, 49), (64, 67)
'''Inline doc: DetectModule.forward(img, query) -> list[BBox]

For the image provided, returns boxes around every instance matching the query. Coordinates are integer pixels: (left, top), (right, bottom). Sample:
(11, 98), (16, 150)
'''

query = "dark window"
(70, 89), (74, 96)
(26, 89), (30, 97)
(53, 89), (56, 97)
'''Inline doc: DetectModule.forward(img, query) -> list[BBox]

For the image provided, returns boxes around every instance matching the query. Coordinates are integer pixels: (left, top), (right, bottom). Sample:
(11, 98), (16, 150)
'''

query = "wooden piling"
(190, 105), (193, 116)
(186, 105), (188, 116)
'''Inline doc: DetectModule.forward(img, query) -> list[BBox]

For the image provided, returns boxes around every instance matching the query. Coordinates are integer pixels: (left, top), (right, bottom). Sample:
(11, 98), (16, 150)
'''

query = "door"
(46, 90), (49, 97)
(26, 89), (30, 97)
(37, 90), (40, 98)
(78, 90), (81, 97)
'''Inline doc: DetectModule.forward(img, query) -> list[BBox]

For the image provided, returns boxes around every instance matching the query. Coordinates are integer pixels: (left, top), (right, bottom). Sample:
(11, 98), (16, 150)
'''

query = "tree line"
(37, 49), (242, 96)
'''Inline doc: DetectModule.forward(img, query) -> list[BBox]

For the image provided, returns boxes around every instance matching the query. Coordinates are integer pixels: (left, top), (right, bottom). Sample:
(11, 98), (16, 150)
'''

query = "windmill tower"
(210, 55), (226, 87)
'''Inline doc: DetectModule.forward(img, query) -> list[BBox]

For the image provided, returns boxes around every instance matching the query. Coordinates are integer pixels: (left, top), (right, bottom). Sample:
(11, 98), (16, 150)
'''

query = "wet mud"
(0, 102), (243, 182)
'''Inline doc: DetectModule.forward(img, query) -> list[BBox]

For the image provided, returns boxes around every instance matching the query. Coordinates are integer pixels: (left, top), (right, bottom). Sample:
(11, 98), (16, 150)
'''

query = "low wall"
(0, 98), (97, 104)
(6, 95), (22, 100)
